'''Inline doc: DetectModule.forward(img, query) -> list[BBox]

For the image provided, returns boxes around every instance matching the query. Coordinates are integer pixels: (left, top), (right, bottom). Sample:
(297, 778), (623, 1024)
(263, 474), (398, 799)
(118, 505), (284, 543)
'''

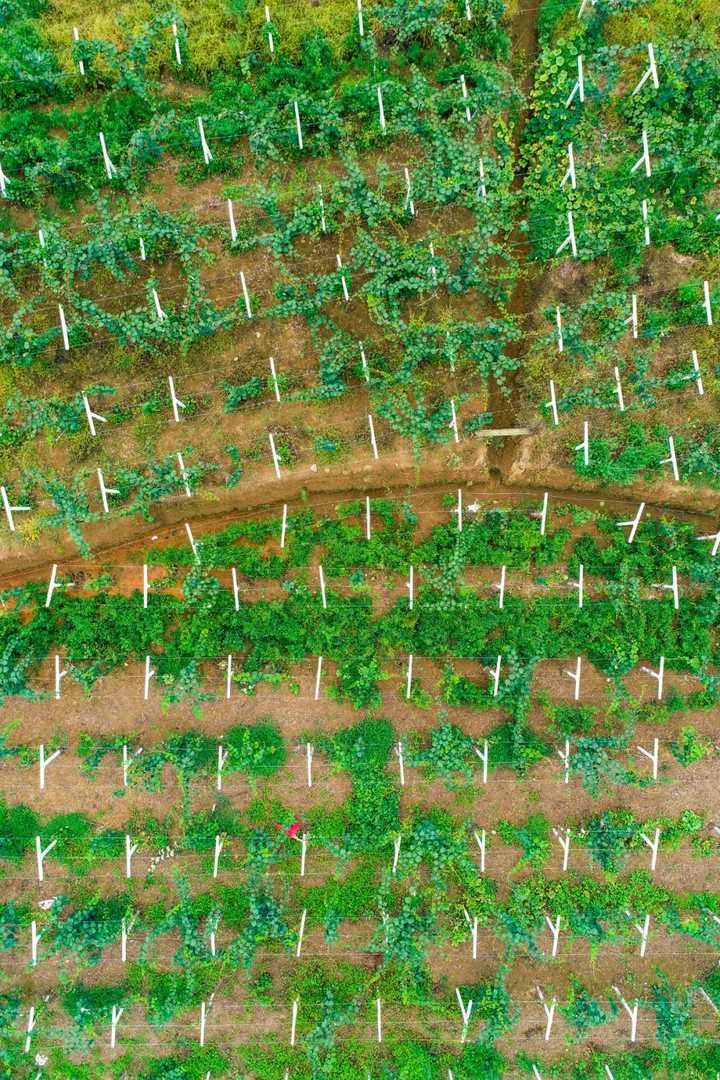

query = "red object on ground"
(274, 821), (302, 839)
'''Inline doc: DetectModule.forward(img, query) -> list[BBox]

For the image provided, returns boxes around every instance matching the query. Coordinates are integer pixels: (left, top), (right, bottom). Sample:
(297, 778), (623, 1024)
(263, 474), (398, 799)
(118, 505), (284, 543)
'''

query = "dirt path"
(1, 457), (718, 590)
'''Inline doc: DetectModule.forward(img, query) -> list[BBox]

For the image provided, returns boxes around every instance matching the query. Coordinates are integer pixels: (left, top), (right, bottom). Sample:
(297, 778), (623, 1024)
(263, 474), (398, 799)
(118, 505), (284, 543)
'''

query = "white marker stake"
(456, 987), (474, 1043)
(652, 565), (679, 609)
(368, 414), (379, 459)
(557, 739), (571, 783)
(429, 242), (437, 285)
(35, 836), (57, 882)
(240, 271), (253, 318)
(632, 43), (659, 95)
(377, 86), (386, 132)
(555, 308), (564, 352)
(300, 833), (308, 877)
(1, 486), (30, 532)
(405, 654), (414, 700)
(268, 356), (281, 402)
(226, 655), (233, 700)
(318, 565), (327, 609)
(542, 379), (559, 427)
(0, 162), (8, 198)
(395, 741), (405, 786)
(642, 199), (650, 246)
(58, 304), (70, 351)
(139, 237), (146, 261)
(629, 912), (651, 957)
(491, 654), (502, 697)
(280, 503), (288, 549)
(392, 834), (401, 875)
(171, 22), (182, 65)
(168, 376), (186, 422)
(217, 743), (229, 791)
(696, 529), (720, 557)
(561, 143), (576, 189)
(24, 1007), (36, 1053)
(691, 350), (704, 396)
(631, 129), (651, 177)
(264, 5), (274, 53)
(231, 568), (241, 611)
(539, 491), (549, 536)
(336, 253), (350, 301)
(45, 564), (67, 608)
(474, 740), (489, 784)
(640, 655), (665, 700)
(456, 488), (463, 533)
(213, 835), (224, 879)
(30, 920), (42, 967)
(545, 914), (561, 958)
(110, 1005), (124, 1049)
(176, 452), (192, 498)
(449, 399), (459, 443)
(357, 0), (364, 36)
(553, 827), (571, 871)
(199, 1001), (207, 1047)
(296, 909), (307, 958)
(495, 565), (506, 609)
(575, 420), (589, 466)
(661, 436), (679, 482)
(314, 656), (323, 701)
(39, 745), (62, 791)
(460, 74), (472, 123)
(227, 197), (238, 241)
(293, 101), (304, 151)
(570, 564), (584, 608)
(532, 1067), (544, 1080)
(152, 287), (166, 321)
(97, 468), (119, 514)
(478, 157), (487, 199)
(617, 502), (645, 543)
(403, 166), (415, 216)
(82, 393), (107, 436)
(365, 496), (372, 541)
(556, 210), (577, 258)
(121, 915), (136, 963)
(376, 997), (383, 1042)
(407, 565), (414, 610)
(612, 987), (639, 1042)
(305, 743), (314, 788)
(268, 433), (281, 478)
(703, 280), (713, 325)
(99, 132), (116, 179)
(197, 118), (213, 165)
(144, 655), (156, 701)
(123, 744), (142, 788)
(536, 987), (557, 1041)
(54, 655), (67, 699)
(359, 341), (369, 381)
(465, 0), (472, 19)
(125, 834), (138, 879)
(565, 55), (585, 107)
(474, 829), (486, 873)
(639, 827), (661, 873)
(625, 293), (639, 338)
(73, 26), (85, 75)
(563, 657), (582, 701)
(613, 367), (626, 412)
(290, 999), (298, 1046)
(463, 908), (479, 960)
(185, 523), (200, 564)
